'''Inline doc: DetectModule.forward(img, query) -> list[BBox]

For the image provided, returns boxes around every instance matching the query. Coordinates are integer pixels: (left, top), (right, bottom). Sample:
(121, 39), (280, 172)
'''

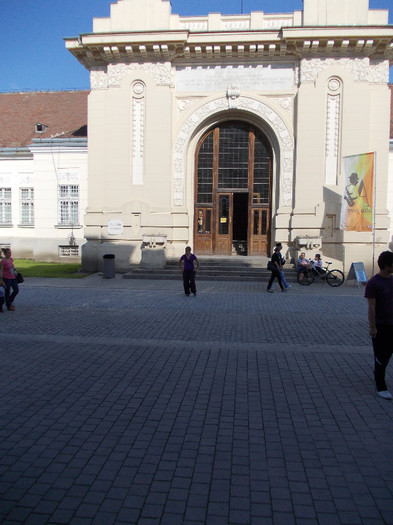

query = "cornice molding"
(66, 27), (393, 69)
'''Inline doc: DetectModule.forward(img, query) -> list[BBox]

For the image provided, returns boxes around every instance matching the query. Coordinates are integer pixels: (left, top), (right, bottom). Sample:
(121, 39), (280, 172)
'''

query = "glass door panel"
(195, 207), (213, 254)
(216, 194), (232, 254)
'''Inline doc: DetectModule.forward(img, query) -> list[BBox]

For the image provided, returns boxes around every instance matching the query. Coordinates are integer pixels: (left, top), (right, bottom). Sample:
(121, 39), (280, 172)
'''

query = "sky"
(0, 0), (392, 92)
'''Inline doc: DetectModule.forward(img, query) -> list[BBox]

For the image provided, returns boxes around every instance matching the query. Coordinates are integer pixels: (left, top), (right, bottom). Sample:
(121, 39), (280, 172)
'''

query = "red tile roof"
(0, 91), (89, 148)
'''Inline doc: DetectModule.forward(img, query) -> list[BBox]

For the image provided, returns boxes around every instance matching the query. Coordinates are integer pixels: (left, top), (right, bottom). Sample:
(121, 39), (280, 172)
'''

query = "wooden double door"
(194, 121), (272, 256)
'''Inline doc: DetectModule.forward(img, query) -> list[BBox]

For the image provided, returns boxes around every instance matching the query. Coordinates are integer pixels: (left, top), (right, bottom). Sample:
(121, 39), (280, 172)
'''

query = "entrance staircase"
(123, 255), (298, 283)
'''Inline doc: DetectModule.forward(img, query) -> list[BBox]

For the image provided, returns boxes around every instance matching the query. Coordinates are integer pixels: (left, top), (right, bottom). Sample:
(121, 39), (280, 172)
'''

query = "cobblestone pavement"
(0, 275), (392, 524)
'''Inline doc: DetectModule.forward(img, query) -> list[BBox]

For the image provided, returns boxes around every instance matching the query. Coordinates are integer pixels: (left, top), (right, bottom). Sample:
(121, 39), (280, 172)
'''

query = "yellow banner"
(340, 152), (374, 231)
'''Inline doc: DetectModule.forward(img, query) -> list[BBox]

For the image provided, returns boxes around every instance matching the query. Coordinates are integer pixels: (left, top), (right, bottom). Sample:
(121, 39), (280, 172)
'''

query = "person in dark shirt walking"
(365, 250), (393, 400)
(179, 246), (200, 296)
(267, 245), (285, 293)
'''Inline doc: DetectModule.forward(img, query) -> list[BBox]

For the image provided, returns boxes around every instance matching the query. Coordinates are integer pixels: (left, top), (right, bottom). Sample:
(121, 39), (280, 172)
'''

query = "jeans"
(183, 270), (196, 295)
(279, 270), (290, 289)
(3, 278), (19, 308)
(267, 270), (284, 291)
(372, 325), (393, 391)
(270, 270), (289, 290)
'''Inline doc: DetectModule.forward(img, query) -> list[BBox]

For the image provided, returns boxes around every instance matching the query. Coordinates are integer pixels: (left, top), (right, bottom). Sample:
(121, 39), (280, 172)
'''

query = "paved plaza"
(0, 274), (392, 524)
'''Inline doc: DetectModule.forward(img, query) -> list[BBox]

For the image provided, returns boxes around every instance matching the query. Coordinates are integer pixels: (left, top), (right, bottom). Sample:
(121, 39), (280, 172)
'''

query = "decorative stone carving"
(270, 97), (293, 114)
(300, 58), (389, 84)
(180, 21), (208, 31)
(19, 173), (34, 186)
(177, 98), (199, 115)
(264, 17), (293, 29)
(91, 63), (176, 90)
(90, 67), (108, 90)
(226, 86), (241, 108)
(368, 59), (390, 84)
(328, 77), (341, 92)
(57, 169), (79, 183)
(104, 62), (174, 88)
(132, 81), (145, 96)
(173, 96), (294, 207)
(132, 95), (144, 185)
(222, 20), (250, 31)
(142, 234), (167, 247)
(325, 93), (341, 185)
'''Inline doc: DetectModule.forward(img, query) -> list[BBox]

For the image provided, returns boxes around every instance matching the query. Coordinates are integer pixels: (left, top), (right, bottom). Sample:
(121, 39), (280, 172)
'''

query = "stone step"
(123, 257), (298, 282)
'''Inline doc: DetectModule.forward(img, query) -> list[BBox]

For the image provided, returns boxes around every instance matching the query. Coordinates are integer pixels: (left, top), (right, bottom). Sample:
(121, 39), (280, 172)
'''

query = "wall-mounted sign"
(176, 64), (295, 92)
(108, 219), (124, 235)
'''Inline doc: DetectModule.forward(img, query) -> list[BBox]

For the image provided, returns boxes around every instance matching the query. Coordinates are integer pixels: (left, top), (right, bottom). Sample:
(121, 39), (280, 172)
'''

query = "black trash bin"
(103, 254), (115, 279)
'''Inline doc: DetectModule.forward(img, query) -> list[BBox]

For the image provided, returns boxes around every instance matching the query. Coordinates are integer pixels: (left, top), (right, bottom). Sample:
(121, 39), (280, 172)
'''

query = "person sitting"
(312, 253), (325, 277)
(297, 252), (310, 282)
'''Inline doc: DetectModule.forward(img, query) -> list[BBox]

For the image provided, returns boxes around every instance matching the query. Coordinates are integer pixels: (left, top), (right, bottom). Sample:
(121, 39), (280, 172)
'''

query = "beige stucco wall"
(0, 140), (88, 262)
(67, 0), (393, 275)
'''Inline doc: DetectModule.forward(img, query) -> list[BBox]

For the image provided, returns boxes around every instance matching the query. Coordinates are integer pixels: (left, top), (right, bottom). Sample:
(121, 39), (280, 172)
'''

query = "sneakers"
(7, 305), (15, 311)
(376, 390), (392, 400)
(267, 289), (274, 293)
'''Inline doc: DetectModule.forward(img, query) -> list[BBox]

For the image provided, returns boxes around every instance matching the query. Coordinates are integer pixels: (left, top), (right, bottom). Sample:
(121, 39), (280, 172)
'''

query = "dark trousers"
(267, 270), (284, 291)
(3, 278), (19, 308)
(372, 325), (393, 391)
(183, 270), (196, 295)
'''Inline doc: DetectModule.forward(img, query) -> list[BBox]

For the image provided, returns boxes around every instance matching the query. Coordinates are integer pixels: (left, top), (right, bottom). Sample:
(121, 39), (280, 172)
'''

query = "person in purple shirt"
(179, 246), (200, 296)
(365, 250), (393, 400)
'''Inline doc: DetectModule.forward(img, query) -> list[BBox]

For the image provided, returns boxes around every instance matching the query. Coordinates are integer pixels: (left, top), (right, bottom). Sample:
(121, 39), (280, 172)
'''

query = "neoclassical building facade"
(66, 0), (393, 273)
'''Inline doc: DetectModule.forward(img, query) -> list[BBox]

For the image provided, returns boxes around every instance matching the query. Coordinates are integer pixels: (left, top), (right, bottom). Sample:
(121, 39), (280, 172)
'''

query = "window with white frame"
(58, 185), (79, 225)
(0, 188), (12, 224)
(20, 188), (34, 225)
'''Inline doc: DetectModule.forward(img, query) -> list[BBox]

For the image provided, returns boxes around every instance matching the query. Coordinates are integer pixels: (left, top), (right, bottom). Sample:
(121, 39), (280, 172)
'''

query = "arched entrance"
(194, 121), (272, 256)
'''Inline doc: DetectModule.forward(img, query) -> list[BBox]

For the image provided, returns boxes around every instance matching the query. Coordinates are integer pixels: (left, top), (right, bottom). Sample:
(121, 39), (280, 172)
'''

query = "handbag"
(267, 261), (276, 271)
(16, 272), (24, 284)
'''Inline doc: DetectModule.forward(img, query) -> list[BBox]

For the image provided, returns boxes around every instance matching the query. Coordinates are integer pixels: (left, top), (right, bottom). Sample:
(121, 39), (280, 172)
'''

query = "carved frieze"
(91, 63), (174, 90)
(90, 67), (108, 90)
(110, 62), (174, 87)
(300, 57), (389, 84)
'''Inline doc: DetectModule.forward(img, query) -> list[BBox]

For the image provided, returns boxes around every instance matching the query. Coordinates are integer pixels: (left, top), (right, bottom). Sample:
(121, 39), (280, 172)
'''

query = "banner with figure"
(340, 152), (374, 231)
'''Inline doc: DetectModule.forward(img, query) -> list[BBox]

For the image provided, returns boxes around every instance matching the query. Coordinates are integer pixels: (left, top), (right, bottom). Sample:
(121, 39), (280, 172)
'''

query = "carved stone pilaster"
(132, 81), (145, 185)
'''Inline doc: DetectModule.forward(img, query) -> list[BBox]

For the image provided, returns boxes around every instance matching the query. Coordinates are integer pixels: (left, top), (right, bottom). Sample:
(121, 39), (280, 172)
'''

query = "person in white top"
(312, 253), (325, 276)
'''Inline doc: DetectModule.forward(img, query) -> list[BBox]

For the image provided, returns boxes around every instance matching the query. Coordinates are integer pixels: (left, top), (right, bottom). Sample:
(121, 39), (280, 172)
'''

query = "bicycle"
(297, 261), (345, 287)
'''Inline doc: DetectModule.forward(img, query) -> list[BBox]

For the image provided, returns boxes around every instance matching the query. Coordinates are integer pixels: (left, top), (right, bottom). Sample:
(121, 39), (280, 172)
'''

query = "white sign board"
(108, 219), (124, 235)
(176, 64), (295, 92)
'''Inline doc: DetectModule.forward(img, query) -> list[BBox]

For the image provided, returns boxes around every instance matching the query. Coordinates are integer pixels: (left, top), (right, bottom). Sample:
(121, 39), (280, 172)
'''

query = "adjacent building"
(0, 91), (88, 261)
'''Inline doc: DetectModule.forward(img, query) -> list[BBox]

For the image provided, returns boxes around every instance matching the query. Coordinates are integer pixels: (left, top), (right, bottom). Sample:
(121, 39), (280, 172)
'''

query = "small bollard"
(103, 253), (115, 279)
